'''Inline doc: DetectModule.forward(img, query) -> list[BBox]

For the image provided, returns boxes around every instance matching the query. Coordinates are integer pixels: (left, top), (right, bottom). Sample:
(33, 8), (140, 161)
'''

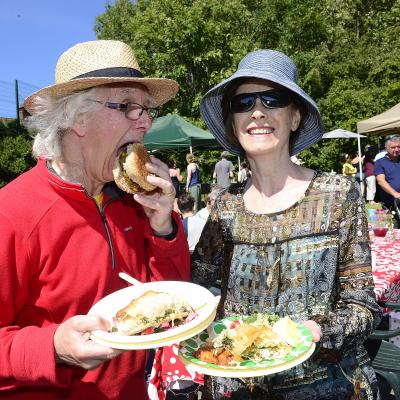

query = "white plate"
(88, 281), (219, 349)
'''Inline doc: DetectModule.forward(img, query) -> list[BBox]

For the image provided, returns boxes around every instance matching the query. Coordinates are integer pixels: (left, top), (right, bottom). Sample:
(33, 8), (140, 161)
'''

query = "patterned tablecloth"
(370, 229), (400, 303)
(148, 230), (400, 399)
(148, 343), (203, 400)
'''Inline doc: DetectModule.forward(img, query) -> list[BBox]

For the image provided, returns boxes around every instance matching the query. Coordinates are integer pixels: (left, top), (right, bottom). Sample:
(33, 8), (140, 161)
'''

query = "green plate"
(178, 316), (315, 377)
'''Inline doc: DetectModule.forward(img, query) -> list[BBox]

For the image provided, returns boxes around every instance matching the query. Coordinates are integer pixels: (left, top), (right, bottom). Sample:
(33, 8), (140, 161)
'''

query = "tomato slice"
(142, 327), (154, 335)
(229, 319), (241, 329)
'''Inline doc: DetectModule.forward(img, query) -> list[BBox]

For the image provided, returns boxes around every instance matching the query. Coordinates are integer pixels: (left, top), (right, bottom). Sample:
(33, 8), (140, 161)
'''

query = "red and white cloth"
(148, 344), (204, 400)
(371, 229), (400, 304)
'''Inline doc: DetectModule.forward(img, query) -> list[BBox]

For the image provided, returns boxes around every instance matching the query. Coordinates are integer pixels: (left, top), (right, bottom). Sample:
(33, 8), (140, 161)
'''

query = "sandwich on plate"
(112, 290), (197, 335)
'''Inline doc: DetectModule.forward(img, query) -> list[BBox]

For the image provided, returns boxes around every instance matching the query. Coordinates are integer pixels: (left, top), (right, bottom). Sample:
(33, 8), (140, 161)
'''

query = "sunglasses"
(230, 90), (292, 113)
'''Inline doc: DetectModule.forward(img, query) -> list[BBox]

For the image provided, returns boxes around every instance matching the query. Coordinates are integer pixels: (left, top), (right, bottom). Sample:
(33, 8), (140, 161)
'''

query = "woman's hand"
(133, 156), (176, 235)
(302, 320), (322, 343)
(54, 315), (124, 370)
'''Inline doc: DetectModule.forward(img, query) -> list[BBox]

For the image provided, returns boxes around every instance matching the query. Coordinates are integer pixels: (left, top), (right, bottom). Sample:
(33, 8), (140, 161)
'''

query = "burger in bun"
(113, 143), (157, 194)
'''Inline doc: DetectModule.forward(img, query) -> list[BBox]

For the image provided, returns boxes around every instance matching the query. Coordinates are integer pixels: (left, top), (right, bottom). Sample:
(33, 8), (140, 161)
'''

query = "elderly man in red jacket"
(0, 40), (190, 400)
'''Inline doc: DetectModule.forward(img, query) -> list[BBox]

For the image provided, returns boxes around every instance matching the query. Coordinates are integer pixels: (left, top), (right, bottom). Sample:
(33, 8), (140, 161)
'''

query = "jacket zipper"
(89, 194), (116, 270)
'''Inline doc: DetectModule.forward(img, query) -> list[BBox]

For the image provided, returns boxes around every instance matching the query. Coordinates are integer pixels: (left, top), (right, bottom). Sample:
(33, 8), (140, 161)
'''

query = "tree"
(95, 0), (259, 120)
(94, 0), (400, 175)
(3, 0), (400, 186)
(0, 120), (34, 187)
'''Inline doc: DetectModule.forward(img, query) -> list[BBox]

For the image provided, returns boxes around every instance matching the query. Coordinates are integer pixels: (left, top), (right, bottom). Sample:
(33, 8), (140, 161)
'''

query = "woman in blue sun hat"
(191, 49), (381, 399)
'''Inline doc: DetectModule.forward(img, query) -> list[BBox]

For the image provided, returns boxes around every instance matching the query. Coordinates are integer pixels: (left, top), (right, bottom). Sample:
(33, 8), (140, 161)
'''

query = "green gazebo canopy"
(144, 114), (219, 150)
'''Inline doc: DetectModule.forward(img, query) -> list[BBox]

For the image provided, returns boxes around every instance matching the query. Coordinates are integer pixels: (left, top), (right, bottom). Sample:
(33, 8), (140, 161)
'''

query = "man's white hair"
(23, 87), (102, 161)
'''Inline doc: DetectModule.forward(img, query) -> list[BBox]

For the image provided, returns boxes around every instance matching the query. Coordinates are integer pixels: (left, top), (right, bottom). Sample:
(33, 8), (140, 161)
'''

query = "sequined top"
(191, 171), (382, 399)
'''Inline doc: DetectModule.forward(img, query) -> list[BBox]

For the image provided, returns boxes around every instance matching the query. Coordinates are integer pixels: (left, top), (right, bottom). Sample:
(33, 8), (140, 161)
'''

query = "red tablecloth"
(371, 229), (400, 303)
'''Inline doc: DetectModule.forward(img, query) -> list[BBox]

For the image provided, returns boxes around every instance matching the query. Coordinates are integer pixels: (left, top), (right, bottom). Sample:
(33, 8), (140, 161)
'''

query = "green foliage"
(93, 0), (400, 178)
(96, 0), (256, 120)
(3, 0), (400, 186)
(0, 120), (34, 187)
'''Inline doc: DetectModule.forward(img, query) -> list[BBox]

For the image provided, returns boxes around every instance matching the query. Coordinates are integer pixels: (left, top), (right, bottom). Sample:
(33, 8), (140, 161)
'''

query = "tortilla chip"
(272, 316), (300, 347)
(230, 324), (260, 356)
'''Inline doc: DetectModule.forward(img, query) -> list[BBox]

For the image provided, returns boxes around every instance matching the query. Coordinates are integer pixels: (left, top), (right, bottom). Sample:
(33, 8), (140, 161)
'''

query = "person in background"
(237, 160), (250, 183)
(167, 159), (183, 213)
(364, 145), (377, 203)
(213, 150), (234, 189)
(351, 150), (365, 194)
(351, 151), (363, 178)
(0, 40), (190, 400)
(195, 49), (381, 399)
(374, 137), (388, 162)
(185, 153), (201, 213)
(374, 134), (400, 227)
(342, 153), (357, 176)
(196, 188), (222, 221)
(177, 193), (207, 252)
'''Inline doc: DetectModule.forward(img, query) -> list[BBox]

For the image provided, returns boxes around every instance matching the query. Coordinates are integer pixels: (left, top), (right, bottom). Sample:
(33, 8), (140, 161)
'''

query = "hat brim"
(23, 76), (179, 114)
(200, 69), (324, 157)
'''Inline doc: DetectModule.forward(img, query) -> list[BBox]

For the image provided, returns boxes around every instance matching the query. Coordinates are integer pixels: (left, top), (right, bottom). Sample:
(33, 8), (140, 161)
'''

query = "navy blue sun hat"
(200, 49), (324, 156)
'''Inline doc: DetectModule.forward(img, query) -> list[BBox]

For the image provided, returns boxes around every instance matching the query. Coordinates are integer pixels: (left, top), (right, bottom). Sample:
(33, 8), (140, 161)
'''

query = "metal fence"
(0, 80), (39, 119)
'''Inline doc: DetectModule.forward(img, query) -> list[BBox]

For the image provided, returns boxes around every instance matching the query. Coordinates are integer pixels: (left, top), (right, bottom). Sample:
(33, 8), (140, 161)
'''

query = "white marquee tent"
(357, 102), (400, 136)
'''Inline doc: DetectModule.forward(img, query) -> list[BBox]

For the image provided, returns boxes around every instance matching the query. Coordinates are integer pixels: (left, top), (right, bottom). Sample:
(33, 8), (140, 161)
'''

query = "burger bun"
(113, 143), (157, 194)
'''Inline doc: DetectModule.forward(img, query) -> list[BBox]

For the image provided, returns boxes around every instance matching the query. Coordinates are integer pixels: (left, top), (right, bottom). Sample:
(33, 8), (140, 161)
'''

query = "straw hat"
(200, 49), (324, 156)
(23, 40), (179, 113)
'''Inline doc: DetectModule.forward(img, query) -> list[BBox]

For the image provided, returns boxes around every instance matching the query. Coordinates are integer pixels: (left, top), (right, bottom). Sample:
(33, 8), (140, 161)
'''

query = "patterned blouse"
(191, 171), (382, 400)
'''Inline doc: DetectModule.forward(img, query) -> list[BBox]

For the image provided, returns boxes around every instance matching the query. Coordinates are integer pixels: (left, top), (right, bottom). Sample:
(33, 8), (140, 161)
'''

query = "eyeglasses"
(89, 100), (159, 120)
(230, 90), (292, 113)
(385, 135), (400, 142)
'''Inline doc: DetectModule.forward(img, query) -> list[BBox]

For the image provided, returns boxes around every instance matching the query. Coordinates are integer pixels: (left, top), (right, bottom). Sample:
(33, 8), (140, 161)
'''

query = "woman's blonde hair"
(186, 153), (196, 163)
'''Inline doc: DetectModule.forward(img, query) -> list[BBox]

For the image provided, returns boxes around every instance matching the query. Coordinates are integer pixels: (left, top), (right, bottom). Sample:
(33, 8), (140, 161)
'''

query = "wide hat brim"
(23, 76), (178, 113)
(200, 50), (324, 157)
(23, 40), (179, 114)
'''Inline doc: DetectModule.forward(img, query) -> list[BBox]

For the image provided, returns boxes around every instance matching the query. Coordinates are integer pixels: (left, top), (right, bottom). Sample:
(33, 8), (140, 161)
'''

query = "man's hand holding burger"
(133, 156), (176, 236)
(113, 143), (176, 236)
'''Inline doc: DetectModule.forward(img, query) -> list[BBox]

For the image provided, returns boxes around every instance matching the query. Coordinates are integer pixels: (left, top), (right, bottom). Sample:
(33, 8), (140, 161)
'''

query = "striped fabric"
(200, 49), (324, 156)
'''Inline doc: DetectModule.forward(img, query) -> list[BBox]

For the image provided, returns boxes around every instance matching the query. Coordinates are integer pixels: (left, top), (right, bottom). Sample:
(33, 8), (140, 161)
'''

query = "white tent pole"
(357, 132), (363, 181)
(190, 145), (193, 154)
(356, 132), (365, 195)
(238, 156), (241, 172)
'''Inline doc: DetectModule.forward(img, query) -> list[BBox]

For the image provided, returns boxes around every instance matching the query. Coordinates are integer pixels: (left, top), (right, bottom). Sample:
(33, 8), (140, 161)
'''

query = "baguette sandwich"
(113, 290), (195, 335)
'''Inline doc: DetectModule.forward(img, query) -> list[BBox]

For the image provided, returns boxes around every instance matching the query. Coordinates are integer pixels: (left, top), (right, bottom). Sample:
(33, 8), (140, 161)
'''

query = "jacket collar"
(38, 157), (123, 203)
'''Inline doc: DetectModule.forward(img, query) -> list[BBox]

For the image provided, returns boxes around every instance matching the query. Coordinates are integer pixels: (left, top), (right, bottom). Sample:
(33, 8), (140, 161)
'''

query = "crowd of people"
(1, 37), (397, 400)
(340, 136), (400, 227)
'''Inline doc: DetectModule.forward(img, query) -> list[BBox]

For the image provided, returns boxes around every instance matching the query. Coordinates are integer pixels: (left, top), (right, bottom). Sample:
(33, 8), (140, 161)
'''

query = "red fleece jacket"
(0, 158), (190, 399)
